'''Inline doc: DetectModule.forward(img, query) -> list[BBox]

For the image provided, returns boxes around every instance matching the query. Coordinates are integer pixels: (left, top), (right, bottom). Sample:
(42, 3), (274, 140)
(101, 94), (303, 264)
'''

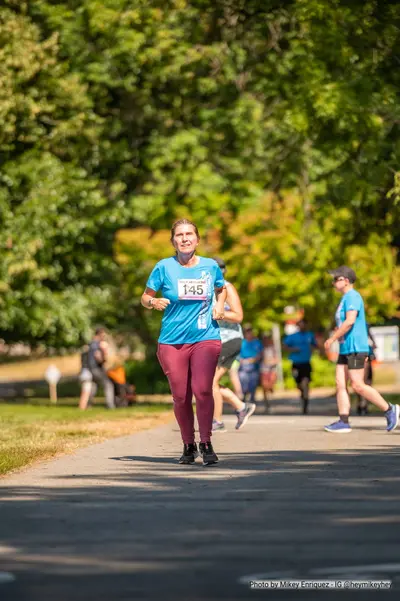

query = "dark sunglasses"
(332, 276), (346, 283)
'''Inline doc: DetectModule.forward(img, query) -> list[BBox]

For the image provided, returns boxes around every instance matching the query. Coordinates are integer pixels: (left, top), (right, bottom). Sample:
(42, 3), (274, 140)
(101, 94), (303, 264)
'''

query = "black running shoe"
(179, 443), (198, 465)
(199, 442), (218, 466)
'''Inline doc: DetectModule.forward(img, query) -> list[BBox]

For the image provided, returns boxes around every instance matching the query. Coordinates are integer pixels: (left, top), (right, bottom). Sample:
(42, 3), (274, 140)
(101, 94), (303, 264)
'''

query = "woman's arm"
(222, 282), (243, 323)
(213, 285), (227, 320)
(141, 287), (170, 311)
(324, 310), (357, 350)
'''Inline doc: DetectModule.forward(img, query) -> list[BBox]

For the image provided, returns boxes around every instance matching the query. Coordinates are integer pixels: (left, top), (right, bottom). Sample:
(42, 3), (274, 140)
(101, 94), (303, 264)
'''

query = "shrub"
(125, 359), (170, 394)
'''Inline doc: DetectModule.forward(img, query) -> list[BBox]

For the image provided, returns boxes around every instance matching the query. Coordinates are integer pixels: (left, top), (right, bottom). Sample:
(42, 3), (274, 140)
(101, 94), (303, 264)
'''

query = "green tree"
(210, 191), (400, 330)
(0, 5), (123, 346)
(1, 0), (399, 349)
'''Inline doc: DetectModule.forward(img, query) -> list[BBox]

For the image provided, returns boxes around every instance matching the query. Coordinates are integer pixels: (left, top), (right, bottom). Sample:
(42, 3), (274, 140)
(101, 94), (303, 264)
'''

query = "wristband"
(148, 297), (154, 309)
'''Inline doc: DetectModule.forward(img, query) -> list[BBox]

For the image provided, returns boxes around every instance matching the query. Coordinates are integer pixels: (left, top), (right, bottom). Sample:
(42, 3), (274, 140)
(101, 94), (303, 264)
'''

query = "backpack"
(81, 349), (90, 370)
(87, 340), (105, 370)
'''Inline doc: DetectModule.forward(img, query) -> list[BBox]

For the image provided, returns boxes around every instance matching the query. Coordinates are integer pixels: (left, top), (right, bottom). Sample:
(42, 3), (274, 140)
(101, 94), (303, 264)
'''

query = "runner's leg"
(248, 371), (259, 403)
(190, 340), (221, 443)
(220, 387), (244, 411)
(79, 381), (92, 410)
(157, 344), (195, 444)
(325, 363), (352, 432)
(292, 364), (303, 404)
(348, 369), (390, 412)
(102, 373), (116, 409)
(261, 372), (275, 413)
(229, 363), (243, 398)
(213, 367), (244, 421)
(239, 370), (249, 403)
(213, 366), (228, 422)
(336, 363), (350, 418)
(299, 377), (310, 414)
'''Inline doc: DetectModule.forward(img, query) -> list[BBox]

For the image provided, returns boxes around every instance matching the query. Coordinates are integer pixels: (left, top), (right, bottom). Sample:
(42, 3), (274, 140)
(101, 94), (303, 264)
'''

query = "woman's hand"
(324, 337), (334, 351)
(212, 304), (225, 320)
(152, 298), (170, 311)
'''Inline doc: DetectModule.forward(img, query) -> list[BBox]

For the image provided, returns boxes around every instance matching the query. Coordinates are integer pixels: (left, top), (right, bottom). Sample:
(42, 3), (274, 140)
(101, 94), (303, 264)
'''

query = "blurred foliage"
(125, 359), (171, 394)
(116, 191), (400, 333)
(1, 0), (400, 350)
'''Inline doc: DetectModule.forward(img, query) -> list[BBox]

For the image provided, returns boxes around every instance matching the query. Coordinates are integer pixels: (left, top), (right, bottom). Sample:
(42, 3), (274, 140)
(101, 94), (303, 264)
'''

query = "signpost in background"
(370, 326), (400, 362)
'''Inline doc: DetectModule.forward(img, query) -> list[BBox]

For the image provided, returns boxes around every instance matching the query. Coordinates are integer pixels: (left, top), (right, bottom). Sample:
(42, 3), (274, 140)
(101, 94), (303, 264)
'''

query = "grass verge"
(0, 400), (173, 477)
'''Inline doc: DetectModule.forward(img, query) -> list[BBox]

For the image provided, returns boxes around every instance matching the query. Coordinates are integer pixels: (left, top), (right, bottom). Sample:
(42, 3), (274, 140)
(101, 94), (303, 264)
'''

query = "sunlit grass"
(0, 400), (173, 476)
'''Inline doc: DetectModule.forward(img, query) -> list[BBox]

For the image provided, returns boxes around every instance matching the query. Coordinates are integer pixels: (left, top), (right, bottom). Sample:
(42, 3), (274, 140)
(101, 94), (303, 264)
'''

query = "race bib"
(178, 279), (208, 300)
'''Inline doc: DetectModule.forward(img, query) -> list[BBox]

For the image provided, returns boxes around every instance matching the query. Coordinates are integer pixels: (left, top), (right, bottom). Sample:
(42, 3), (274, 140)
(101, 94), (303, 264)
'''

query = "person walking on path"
(211, 258), (256, 433)
(238, 325), (263, 404)
(260, 333), (279, 413)
(87, 327), (115, 409)
(283, 319), (318, 414)
(324, 265), (399, 433)
(141, 218), (226, 466)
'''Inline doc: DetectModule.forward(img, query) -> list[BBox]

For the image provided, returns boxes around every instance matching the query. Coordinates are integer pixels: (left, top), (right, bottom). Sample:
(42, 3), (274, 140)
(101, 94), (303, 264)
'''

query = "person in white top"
(212, 258), (256, 432)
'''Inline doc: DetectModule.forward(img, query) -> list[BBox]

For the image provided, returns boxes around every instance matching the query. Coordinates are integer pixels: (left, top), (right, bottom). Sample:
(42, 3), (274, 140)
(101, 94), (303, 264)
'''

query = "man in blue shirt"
(324, 265), (399, 433)
(283, 319), (318, 414)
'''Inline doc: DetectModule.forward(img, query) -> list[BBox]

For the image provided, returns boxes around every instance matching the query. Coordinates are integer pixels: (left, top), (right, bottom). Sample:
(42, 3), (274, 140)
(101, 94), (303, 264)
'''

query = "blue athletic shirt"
(146, 256), (225, 345)
(239, 339), (263, 371)
(239, 339), (263, 360)
(335, 289), (369, 354)
(283, 331), (317, 364)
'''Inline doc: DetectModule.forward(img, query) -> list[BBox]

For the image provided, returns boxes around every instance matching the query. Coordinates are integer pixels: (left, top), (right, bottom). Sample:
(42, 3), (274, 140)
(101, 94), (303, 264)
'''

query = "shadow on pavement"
(1, 443), (400, 600)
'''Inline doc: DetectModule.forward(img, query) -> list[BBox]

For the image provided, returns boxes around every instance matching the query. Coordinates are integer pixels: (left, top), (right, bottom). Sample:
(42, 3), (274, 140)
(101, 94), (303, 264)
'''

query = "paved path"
(1, 405), (400, 600)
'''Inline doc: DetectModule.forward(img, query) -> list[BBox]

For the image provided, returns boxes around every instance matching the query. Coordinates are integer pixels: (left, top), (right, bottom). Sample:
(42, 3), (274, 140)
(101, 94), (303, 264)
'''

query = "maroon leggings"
(157, 340), (221, 444)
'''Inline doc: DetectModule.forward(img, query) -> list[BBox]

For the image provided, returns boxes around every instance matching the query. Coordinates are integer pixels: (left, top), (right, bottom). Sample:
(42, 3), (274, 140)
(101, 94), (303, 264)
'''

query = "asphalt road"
(1, 403), (400, 600)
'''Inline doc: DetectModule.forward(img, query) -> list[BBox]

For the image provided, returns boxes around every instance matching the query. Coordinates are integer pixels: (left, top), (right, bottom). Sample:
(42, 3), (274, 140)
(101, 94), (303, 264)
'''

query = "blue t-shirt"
(239, 339), (263, 371)
(335, 289), (369, 354)
(284, 331), (317, 364)
(146, 256), (225, 345)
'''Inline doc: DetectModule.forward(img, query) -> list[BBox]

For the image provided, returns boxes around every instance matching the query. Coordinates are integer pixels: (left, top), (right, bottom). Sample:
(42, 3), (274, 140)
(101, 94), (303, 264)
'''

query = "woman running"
(212, 258), (256, 432)
(141, 219), (227, 466)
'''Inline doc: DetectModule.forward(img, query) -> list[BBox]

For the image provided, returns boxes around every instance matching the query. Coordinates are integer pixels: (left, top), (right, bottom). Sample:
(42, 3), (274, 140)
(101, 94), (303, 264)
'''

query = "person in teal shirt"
(324, 265), (399, 433)
(141, 218), (227, 466)
(147, 255), (224, 345)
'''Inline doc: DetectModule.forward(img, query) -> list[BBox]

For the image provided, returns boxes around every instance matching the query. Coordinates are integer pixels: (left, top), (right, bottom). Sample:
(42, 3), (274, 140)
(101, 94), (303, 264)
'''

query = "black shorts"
(292, 363), (312, 385)
(337, 353), (369, 370)
(218, 338), (242, 369)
